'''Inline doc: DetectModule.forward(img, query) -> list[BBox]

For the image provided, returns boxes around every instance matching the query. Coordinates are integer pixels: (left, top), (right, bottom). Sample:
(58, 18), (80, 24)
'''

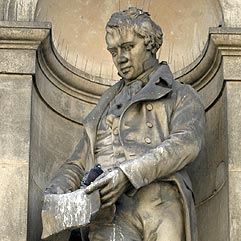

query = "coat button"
(113, 128), (119, 135)
(144, 137), (152, 144)
(146, 122), (153, 128)
(146, 104), (153, 111)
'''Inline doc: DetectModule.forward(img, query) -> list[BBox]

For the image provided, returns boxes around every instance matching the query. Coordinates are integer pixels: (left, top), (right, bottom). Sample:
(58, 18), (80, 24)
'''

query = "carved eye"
(123, 43), (134, 51)
(110, 50), (117, 57)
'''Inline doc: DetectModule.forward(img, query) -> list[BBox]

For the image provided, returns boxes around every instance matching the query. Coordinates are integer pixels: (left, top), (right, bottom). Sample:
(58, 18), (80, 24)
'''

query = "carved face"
(106, 28), (153, 80)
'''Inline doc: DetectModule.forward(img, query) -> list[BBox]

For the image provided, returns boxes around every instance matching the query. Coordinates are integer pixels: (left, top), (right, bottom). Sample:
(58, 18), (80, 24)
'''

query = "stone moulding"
(176, 27), (241, 87)
(0, 21), (50, 51)
(1, 21), (241, 115)
(37, 25), (241, 109)
(37, 33), (110, 104)
(0, 21), (50, 74)
(175, 27), (241, 109)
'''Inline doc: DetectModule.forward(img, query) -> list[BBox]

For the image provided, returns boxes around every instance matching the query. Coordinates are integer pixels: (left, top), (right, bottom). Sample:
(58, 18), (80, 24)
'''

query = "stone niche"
(0, 0), (240, 241)
(29, 1), (234, 241)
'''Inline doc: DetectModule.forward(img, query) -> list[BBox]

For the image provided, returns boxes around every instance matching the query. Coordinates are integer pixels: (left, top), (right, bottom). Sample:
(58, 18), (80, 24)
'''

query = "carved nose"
(117, 56), (128, 64)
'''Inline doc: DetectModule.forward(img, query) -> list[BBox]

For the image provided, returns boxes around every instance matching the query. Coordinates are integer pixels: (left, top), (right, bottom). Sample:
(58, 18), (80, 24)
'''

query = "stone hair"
(106, 7), (163, 54)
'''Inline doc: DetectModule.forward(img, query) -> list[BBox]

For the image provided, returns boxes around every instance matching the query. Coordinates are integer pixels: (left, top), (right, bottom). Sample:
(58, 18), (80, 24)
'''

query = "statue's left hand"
(85, 168), (130, 209)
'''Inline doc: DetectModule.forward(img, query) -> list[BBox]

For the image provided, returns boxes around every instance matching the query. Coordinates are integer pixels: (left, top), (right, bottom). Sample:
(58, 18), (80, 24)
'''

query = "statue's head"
(106, 7), (163, 80)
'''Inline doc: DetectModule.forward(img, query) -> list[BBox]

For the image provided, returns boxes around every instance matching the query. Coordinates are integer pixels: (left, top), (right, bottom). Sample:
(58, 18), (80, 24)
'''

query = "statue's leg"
(88, 221), (141, 241)
(88, 203), (142, 241)
(113, 182), (184, 241)
(136, 182), (185, 241)
(88, 182), (184, 241)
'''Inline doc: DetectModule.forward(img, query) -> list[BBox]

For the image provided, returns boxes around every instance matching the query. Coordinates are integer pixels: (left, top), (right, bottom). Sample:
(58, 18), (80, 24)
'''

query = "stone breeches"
(88, 181), (185, 241)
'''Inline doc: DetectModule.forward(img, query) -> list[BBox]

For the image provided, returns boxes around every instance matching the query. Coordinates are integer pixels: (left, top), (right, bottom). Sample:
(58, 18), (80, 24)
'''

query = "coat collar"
(83, 62), (174, 153)
(129, 62), (173, 103)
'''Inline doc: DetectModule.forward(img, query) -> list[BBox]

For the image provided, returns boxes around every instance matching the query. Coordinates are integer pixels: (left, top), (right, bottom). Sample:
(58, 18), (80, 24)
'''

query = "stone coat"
(49, 62), (205, 241)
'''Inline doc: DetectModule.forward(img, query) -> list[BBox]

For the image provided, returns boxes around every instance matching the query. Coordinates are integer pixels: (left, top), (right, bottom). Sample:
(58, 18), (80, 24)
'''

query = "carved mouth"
(121, 66), (132, 74)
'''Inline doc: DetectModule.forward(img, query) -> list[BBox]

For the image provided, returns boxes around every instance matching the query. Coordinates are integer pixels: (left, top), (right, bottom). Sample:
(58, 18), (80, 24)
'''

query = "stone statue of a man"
(45, 7), (205, 241)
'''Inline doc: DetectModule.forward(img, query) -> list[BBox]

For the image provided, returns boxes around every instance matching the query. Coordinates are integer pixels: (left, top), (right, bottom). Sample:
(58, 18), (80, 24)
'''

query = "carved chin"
(119, 70), (134, 79)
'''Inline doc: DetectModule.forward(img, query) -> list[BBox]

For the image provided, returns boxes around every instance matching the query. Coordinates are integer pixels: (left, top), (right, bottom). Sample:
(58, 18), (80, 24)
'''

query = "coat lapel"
(83, 63), (173, 158)
(83, 80), (124, 158)
(126, 63), (173, 107)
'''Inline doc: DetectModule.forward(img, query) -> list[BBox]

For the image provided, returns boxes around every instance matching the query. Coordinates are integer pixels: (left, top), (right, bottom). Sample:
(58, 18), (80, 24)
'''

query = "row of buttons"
(113, 127), (119, 136)
(146, 103), (153, 111)
(144, 137), (151, 144)
(145, 103), (153, 144)
(112, 103), (153, 144)
(114, 129), (152, 144)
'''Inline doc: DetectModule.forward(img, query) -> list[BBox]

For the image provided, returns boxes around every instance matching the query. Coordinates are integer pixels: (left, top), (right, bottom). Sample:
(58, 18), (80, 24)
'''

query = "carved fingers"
(44, 184), (71, 195)
(85, 168), (130, 209)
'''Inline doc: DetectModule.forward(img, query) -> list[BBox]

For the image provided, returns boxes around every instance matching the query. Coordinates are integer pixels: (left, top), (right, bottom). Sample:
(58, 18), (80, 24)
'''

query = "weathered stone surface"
(0, 75), (32, 241)
(0, 75), (32, 162)
(197, 182), (229, 241)
(226, 81), (241, 170)
(35, 0), (222, 79)
(0, 49), (35, 74)
(35, 62), (96, 124)
(0, 22), (50, 241)
(229, 171), (241, 240)
(187, 86), (229, 241)
(220, 0), (241, 27)
(189, 89), (228, 204)
(226, 81), (241, 240)
(0, 0), (38, 21)
(0, 4), (239, 241)
(224, 57), (241, 81)
(41, 189), (100, 239)
(28, 86), (84, 240)
(0, 163), (29, 241)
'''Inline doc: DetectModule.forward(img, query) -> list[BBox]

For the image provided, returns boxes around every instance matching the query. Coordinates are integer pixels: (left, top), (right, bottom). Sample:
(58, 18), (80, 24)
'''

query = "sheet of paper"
(41, 189), (100, 239)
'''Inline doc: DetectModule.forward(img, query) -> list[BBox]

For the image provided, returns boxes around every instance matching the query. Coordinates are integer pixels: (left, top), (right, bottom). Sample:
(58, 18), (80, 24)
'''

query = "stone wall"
(0, 22), (49, 241)
(0, 1), (241, 241)
(225, 57), (241, 240)
(0, 74), (31, 241)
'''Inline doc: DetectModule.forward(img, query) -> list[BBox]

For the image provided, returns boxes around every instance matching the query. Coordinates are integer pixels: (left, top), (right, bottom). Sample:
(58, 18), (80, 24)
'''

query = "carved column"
(176, 28), (241, 241)
(0, 21), (49, 241)
(223, 43), (241, 240)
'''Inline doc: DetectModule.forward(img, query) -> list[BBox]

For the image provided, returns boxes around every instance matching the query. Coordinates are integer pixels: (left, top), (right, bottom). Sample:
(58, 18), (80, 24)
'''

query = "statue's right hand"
(44, 184), (71, 195)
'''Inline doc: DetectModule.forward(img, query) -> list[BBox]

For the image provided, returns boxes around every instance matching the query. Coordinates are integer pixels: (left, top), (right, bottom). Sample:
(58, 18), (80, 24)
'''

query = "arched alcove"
(27, 2), (232, 241)
(35, 0), (223, 82)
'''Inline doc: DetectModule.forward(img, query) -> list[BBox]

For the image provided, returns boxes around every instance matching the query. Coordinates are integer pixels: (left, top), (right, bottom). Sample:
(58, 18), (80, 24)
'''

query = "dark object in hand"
(81, 164), (104, 187)
(69, 229), (82, 241)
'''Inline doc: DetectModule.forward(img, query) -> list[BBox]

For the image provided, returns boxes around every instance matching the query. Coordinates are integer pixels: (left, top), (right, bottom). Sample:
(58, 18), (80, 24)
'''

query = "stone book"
(41, 189), (100, 239)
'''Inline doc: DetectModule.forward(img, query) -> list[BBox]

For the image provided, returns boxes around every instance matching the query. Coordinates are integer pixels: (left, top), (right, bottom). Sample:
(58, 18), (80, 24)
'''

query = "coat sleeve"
(45, 131), (88, 192)
(119, 85), (205, 189)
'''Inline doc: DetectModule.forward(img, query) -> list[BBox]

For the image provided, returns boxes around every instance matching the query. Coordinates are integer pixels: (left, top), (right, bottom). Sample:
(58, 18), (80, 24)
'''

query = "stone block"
(0, 49), (36, 74)
(197, 182), (229, 241)
(0, 163), (28, 241)
(0, 75), (32, 163)
(0, 75), (32, 241)
(220, 0), (241, 27)
(224, 57), (241, 81)
(226, 82), (241, 170)
(229, 171), (241, 240)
